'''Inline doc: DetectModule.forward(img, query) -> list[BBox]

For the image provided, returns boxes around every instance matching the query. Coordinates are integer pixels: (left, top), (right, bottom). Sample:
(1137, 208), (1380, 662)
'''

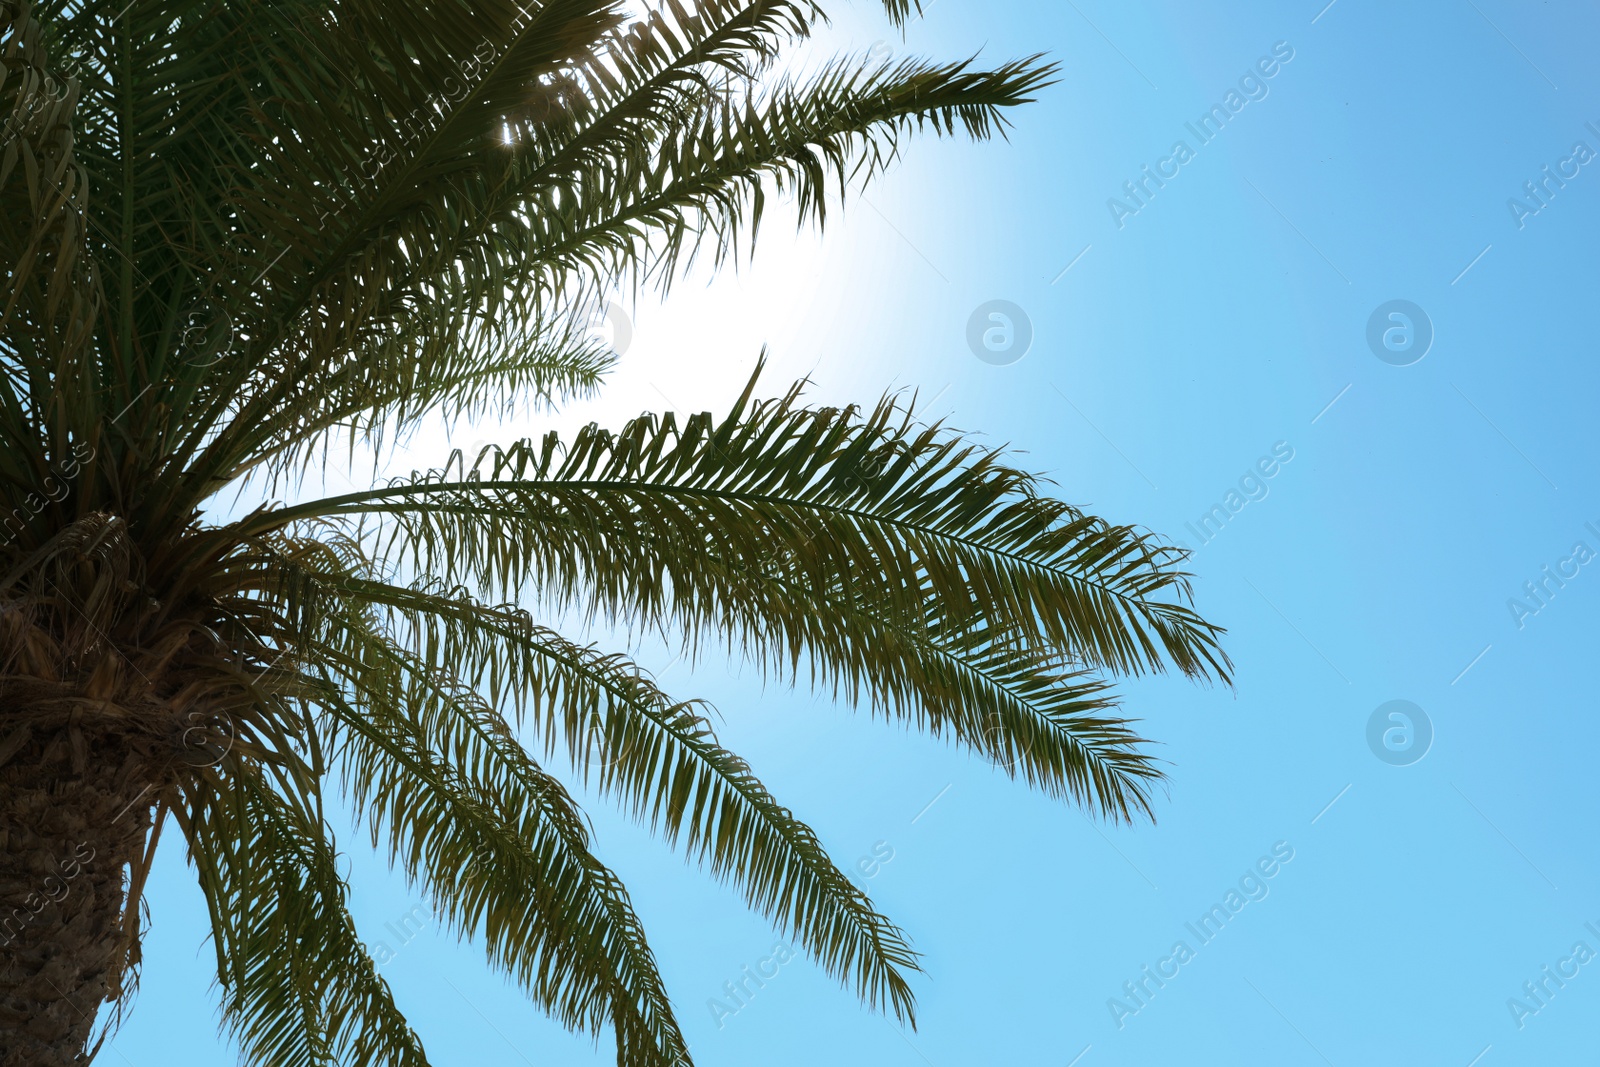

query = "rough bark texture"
(0, 731), (155, 1067)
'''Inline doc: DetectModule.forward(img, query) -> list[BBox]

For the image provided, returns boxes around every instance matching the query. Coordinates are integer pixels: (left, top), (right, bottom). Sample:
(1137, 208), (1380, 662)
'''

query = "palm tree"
(0, 0), (1229, 1062)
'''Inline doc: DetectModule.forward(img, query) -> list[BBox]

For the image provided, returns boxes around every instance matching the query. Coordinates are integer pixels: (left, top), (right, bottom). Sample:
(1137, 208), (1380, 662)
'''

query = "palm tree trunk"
(0, 728), (155, 1067)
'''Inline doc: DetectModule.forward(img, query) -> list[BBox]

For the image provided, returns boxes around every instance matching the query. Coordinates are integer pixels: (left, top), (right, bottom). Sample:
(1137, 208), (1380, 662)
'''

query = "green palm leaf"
(178, 774), (431, 1067)
(260, 365), (1228, 687)
(321, 571), (923, 1023)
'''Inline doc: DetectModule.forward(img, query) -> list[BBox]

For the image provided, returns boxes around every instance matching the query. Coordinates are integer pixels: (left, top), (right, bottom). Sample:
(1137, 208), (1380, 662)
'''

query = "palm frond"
(176, 773), (432, 1067)
(255, 364), (1230, 686)
(312, 568), (925, 1022)
(306, 589), (693, 1063)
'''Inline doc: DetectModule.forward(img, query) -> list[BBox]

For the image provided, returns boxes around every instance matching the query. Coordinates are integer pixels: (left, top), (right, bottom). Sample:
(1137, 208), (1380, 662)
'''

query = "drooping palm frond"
(177, 774), (431, 1067)
(312, 565), (924, 1024)
(311, 644), (693, 1064)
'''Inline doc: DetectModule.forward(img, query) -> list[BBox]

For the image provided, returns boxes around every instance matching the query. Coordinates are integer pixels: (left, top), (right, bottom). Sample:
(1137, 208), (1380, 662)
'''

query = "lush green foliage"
(0, 0), (1228, 1062)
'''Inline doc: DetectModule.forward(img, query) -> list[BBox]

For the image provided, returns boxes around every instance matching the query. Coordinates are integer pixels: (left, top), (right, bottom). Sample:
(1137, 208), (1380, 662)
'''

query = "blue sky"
(115, 1), (1600, 1064)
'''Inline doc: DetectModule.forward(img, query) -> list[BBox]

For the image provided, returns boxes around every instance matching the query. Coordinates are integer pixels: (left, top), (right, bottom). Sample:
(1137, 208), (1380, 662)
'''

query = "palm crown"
(0, 0), (1229, 1063)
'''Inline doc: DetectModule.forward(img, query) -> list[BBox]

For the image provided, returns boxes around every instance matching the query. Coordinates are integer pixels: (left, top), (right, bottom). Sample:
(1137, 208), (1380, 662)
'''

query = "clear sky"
(114, 1), (1600, 1064)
